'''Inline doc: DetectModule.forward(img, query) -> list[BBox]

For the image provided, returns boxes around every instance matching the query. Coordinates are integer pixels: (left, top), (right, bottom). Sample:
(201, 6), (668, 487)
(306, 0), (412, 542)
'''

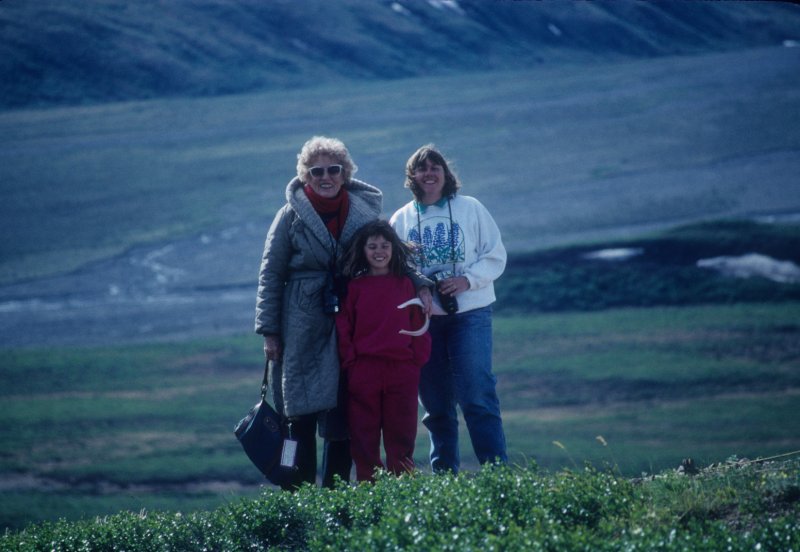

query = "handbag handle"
(260, 360), (271, 401)
(260, 361), (291, 441)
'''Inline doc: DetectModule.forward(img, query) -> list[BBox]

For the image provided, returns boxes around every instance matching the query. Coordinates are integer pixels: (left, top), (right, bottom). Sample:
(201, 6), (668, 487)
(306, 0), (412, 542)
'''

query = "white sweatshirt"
(390, 194), (507, 315)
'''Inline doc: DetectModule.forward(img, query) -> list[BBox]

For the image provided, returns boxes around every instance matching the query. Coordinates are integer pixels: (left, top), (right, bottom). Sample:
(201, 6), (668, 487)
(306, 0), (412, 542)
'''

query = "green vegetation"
(494, 301), (800, 475)
(3, 5), (799, 547)
(1, 221), (798, 532)
(1, 221), (798, 541)
(2, 460), (798, 551)
(2, 300), (798, 531)
(3, 46), (800, 285)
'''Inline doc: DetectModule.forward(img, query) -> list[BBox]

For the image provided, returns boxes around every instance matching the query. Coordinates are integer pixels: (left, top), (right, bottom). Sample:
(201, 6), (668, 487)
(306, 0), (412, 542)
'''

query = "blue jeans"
(420, 305), (507, 473)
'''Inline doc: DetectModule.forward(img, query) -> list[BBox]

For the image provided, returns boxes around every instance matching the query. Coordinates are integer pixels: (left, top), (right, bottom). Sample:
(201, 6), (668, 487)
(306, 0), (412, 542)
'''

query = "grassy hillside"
(1, 220), (798, 527)
(2, 1), (799, 109)
(2, 298), (798, 530)
(2, 46), (799, 287)
(4, 219), (797, 529)
(2, 2), (798, 543)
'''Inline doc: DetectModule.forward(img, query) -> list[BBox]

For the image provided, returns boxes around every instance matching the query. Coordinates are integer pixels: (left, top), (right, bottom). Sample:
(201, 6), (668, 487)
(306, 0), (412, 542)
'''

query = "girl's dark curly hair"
(403, 144), (461, 202)
(342, 220), (415, 278)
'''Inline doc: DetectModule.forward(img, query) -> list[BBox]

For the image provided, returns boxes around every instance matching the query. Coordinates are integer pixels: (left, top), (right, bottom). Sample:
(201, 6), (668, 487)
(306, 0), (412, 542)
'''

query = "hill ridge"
(2, 0), (800, 109)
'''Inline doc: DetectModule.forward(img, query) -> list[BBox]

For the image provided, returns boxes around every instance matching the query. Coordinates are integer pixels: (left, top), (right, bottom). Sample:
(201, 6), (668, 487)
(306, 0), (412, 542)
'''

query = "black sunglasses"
(308, 164), (343, 178)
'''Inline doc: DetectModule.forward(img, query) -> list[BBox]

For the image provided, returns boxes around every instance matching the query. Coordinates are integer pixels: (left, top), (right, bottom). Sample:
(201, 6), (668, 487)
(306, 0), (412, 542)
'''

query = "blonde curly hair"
(296, 136), (358, 184)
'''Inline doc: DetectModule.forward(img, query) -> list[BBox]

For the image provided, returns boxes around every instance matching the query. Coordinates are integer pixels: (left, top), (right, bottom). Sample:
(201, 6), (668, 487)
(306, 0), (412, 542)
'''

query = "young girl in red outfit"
(336, 220), (431, 482)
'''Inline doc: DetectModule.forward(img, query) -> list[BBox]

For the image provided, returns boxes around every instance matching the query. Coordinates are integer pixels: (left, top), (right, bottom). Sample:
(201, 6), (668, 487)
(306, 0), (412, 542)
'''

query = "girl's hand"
(417, 286), (433, 316)
(264, 335), (282, 362)
(440, 276), (469, 296)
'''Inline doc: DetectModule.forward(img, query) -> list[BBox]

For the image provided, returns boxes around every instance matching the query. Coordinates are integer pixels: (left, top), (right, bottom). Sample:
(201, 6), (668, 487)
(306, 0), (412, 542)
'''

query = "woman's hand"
(263, 335), (282, 362)
(439, 276), (469, 296)
(417, 286), (433, 316)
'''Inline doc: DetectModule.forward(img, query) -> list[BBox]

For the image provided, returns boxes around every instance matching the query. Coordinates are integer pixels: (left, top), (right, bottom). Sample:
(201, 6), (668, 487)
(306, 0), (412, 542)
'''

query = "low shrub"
(2, 459), (798, 551)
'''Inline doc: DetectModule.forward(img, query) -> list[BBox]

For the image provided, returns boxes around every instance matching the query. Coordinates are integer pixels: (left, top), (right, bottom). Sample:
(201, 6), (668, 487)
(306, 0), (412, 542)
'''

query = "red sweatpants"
(347, 356), (421, 482)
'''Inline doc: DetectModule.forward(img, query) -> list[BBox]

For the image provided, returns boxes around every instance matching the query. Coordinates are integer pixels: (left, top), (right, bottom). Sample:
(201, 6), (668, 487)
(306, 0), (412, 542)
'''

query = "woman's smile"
(413, 160), (445, 204)
(307, 154), (344, 198)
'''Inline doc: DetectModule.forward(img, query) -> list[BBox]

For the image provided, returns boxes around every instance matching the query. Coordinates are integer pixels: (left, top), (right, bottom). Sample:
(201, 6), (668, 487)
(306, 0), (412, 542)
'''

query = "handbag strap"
(261, 361), (290, 436)
(260, 360), (270, 401)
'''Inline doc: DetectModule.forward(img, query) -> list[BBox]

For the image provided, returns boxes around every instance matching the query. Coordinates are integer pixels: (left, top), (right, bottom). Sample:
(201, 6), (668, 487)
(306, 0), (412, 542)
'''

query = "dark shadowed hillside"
(2, 0), (799, 109)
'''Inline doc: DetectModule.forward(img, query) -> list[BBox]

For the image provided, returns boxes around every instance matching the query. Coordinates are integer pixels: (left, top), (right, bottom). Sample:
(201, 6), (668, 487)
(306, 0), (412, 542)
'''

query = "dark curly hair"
(341, 220), (416, 278)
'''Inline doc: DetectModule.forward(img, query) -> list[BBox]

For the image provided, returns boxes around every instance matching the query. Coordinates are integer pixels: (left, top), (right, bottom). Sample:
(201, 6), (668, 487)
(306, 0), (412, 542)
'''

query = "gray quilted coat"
(255, 177), (382, 419)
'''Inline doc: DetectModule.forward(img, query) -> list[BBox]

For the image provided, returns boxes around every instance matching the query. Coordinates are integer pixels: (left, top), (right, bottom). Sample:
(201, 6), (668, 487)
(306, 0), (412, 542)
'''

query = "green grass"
(1, 460), (798, 551)
(505, 394), (800, 476)
(1, 302), (799, 531)
(3, 47), (800, 284)
(493, 301), (800, 380)
(492, 302), (800, 475)
(0, 491), (259, 543)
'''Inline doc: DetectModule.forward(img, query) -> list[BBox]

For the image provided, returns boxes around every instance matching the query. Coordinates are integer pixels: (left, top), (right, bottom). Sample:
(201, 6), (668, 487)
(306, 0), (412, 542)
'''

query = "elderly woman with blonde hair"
(255, 136), (430, 490)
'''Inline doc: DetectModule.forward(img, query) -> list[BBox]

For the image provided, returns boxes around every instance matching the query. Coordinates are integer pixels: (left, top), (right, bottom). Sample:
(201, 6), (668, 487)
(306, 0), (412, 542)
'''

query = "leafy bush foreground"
(3, 458), (798, 551)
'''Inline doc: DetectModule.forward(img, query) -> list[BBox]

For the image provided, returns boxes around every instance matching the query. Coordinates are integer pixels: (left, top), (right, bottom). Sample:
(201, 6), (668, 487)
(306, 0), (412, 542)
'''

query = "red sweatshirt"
(336, 274), (431, 372)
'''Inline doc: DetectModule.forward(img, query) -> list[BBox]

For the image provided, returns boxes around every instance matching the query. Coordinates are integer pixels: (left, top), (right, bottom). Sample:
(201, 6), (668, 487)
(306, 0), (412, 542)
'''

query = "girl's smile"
(364, 235), (392, 275)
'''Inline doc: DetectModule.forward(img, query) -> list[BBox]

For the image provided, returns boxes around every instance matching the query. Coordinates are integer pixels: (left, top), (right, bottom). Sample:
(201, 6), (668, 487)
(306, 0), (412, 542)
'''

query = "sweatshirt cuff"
(463, 273), (476, 290)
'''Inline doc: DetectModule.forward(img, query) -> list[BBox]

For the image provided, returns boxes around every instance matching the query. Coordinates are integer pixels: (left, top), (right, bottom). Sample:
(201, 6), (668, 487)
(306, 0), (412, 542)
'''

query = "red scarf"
(304, 184), (350, 240)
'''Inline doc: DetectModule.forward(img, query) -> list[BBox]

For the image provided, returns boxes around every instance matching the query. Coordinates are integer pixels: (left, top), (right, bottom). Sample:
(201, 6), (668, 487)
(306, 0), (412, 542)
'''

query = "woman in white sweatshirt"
(390, 144), (507, 473)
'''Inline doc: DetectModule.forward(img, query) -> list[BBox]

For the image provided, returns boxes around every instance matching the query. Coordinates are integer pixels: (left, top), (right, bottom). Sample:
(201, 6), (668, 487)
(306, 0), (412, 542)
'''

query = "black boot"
(321, 438), (352, 488)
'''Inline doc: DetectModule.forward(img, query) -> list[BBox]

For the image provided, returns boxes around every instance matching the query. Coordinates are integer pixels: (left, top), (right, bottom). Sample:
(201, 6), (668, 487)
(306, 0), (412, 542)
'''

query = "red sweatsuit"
(336, 274), (431, 482)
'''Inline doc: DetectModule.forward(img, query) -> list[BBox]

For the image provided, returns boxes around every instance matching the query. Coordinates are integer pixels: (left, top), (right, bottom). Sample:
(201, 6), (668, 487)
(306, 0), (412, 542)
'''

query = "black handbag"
(234, 361), (294, 486)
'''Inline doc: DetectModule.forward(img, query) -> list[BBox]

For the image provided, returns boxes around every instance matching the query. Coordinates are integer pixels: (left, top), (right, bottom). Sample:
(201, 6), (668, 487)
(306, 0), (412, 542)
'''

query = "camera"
(323, 272), (340, 314)
(432, 270), (459, 315)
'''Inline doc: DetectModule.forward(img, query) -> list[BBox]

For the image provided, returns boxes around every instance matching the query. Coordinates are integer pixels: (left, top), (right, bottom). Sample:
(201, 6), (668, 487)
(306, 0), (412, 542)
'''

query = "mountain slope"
(2, 0), (799, 109)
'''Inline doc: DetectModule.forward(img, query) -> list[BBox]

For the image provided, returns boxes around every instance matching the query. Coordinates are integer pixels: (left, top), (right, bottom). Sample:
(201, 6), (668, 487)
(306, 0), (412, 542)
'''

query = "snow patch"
(391, 2), (410, 16)
(582, 248), (644, 261)
(548, 23), (563, 37)
(135, 245), (186, 284)
(697, 253), (800, 284)
(427, 0), (464, 15)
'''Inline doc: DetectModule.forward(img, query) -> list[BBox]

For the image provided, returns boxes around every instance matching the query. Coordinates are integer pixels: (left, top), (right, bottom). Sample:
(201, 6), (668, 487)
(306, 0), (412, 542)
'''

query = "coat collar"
(414, 196), (449, 214)
(285, 177), (382, 256)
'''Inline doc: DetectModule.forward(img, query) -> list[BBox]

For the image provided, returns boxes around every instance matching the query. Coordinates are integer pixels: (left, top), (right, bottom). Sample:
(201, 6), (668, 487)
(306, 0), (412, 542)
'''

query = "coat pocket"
(294, 277), (325, 314)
